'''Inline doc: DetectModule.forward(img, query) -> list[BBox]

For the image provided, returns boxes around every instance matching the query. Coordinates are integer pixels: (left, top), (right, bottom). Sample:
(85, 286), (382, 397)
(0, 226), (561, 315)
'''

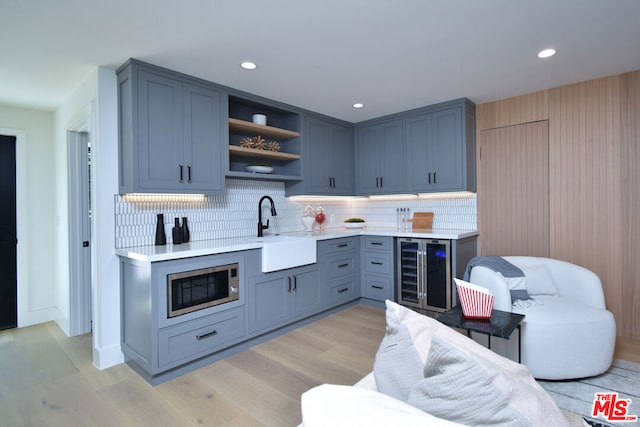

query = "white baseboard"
(93, 343), (124, 370)
(17, 307), (56, 329)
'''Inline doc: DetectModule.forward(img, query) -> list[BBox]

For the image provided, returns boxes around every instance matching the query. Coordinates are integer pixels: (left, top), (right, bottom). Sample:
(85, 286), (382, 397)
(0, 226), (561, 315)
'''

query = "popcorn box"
(454, 278), (495, 319)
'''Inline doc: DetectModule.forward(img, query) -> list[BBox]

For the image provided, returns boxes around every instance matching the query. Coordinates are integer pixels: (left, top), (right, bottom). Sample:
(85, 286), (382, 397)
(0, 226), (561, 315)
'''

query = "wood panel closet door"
(478, 121), (549, 257)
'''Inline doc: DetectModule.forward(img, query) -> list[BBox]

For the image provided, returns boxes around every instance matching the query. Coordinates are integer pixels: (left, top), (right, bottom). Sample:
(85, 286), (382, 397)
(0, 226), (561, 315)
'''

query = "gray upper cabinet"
(405, 99), (476, 193)
(286, 114), (354, 196)
(118, 60), (225, 194)
(355, 118), (405, 195)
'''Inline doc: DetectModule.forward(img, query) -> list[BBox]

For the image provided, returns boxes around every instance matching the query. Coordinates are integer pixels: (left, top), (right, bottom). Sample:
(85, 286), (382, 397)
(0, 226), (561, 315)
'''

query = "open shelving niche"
(227, 96), (302, 181)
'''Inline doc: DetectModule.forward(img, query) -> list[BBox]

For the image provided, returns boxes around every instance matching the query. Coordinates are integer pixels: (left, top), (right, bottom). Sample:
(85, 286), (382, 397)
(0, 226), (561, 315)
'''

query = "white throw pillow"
(409, 336), (567, 426)
(374, 300), (569, 427)
(521, 264), (558, 296)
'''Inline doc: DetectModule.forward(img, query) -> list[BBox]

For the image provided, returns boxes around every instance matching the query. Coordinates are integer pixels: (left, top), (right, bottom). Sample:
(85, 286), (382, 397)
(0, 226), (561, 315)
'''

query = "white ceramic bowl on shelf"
(246, 165), (274, 174)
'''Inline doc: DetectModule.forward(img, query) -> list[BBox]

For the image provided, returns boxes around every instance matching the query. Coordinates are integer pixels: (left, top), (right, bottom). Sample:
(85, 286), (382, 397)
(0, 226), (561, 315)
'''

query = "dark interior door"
(0, 135), (17, 330)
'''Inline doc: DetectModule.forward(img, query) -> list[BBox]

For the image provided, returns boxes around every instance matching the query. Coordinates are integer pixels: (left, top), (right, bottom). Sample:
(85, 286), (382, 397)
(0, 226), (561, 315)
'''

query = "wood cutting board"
(411, 212), (434, 230)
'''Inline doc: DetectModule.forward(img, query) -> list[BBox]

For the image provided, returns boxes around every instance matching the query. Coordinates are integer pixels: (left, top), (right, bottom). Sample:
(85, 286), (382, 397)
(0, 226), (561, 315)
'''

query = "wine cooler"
(397, 238), (451, 312)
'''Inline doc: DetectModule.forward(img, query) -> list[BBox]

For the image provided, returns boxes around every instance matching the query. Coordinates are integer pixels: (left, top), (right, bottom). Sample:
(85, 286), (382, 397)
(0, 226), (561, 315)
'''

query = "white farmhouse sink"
(254, 235), (317, 272)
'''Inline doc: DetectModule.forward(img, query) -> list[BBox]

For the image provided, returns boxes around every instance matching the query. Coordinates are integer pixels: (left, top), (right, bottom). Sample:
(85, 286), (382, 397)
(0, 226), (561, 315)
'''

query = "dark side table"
(437, 305), (525, 363)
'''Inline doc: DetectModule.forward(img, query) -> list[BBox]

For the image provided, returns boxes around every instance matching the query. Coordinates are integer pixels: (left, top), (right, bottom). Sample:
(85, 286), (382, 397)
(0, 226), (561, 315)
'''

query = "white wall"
(0, 105), (56, 327)
(91, 67), (121, 369)
(54, 67), (122, 369)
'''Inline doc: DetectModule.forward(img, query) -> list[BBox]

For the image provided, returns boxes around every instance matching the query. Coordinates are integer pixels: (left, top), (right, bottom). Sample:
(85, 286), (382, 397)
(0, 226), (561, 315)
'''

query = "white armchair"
(468, 256), (616, 380)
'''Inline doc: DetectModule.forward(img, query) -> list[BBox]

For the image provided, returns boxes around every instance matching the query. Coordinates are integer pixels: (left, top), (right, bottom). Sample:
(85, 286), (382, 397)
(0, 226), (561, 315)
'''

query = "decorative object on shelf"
(344, 217), (366, 229)
(252, 114), (267, 125)
(454, 278), (495, 319)
(155, 213), (167, 246)
(302, 205), (315, 231)
(239, 136), (281, 153)
(181, 217), (190, 243)
(172, 217), (183, 244)
(315, 205), (326, 229)
(240, 136), (267, 150)
(246, 164), (274, 174)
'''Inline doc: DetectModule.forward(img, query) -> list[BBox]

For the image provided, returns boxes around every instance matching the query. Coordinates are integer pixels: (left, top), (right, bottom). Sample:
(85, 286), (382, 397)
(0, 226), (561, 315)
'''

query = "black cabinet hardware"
(196, 330), (218, 340)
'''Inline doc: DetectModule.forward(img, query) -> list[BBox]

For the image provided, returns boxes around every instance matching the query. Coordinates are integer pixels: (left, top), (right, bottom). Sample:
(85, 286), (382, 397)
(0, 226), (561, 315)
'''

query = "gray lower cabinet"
(247, 237), (361, 337)
(157, 307), (245, 368)
(355, 118), (405, 195)
(247, 264), (321, 335)
(405, 99), (476, 193)
(117, 59), (225, 194)
(120, 250), (259, 381)
(286, 114), (354, 196)
(361, 236), (395, 302)
(318, 237), (360, 307)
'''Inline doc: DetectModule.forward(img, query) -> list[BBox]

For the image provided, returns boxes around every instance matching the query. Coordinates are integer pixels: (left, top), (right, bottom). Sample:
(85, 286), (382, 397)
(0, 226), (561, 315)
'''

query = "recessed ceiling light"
(240, 61), (257, 70)
(353, 103), (364, 109)
(537, 48), (556, 59)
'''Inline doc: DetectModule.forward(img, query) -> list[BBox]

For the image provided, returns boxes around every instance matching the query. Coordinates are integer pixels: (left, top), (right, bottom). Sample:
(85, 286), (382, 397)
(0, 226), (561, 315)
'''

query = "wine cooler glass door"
(398, 240), (421, 307)
(424, 240), (451, 311)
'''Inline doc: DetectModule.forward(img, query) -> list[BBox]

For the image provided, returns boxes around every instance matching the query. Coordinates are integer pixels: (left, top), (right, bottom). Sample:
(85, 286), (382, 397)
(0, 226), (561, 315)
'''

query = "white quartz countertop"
(115, 227), (478, 263)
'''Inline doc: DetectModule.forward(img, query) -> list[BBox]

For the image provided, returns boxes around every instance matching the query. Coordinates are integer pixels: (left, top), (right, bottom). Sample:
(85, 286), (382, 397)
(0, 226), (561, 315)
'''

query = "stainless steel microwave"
(167, 263), (239, 318)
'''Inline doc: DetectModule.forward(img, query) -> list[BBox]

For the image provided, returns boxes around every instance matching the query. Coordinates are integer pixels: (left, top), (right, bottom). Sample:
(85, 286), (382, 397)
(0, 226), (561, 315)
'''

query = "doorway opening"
(0, 134), (17, 330)
(68, 130), (92, 336)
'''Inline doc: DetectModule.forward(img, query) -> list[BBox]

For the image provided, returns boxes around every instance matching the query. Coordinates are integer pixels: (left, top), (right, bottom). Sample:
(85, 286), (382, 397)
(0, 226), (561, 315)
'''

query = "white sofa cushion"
(300, 384), (465, 427)
(514, 295), (616, 379)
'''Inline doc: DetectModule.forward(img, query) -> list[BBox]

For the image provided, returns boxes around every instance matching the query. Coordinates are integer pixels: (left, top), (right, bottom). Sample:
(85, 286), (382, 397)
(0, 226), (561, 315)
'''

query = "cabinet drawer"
(363, 274), (394, 301)
(158, 307), (245, 368)
(327, 278), (357, 307)
(365, 252), (393, 275)
(318, 237), (358, 257)
(364, 236), (393, 251)
(326, 255), (357, 279)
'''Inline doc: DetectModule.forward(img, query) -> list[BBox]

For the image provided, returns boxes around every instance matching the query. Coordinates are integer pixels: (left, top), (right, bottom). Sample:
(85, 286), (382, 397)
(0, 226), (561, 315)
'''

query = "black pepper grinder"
(172, 217), (182, 244)
(181, 217), (190, 243)
(155, 213), (166, 246)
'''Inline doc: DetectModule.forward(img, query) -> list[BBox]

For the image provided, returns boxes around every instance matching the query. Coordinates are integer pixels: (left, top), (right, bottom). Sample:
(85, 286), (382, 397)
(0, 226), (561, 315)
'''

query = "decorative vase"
(155, 214), (166, 246)
(181, 217), (190, 243)
(315, 206), (326, 230)
(172, 217), (182, 244)
(302, 216), (315, 231)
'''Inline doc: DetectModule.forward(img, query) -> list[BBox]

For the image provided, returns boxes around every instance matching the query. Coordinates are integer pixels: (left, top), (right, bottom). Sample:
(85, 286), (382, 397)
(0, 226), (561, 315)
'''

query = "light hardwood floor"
(0, 304), (386, 427)
(2, 304), (637, 426)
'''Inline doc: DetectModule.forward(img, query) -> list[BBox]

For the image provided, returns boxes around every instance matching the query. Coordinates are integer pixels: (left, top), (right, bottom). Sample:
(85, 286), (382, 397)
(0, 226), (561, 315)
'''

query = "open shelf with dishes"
(227, 96), (302, 181)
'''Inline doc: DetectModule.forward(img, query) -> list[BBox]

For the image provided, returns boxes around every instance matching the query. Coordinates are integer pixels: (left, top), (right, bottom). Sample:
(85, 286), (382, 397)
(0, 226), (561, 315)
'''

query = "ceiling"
(2, 0), (640, 122)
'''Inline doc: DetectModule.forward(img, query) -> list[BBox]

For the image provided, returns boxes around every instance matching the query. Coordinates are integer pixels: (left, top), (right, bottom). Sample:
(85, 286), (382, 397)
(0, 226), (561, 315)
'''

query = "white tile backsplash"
(114, 178), (476, 248)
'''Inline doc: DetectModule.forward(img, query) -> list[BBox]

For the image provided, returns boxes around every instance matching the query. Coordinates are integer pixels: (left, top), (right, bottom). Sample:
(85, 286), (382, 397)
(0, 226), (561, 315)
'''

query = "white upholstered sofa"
(468, 256), (616, 380)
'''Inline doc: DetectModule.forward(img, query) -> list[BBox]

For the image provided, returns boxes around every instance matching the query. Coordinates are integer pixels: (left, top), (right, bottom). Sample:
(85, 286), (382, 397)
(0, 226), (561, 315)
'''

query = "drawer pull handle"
(371, 261), (384, 266)
(371, 285), (384, 290)
(371, 242), (383, 246)
(337, 263), (349, 268)
(337, 243), (348, 248)
(196, 330), (218, 340)
(337, 287), (349, 293)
